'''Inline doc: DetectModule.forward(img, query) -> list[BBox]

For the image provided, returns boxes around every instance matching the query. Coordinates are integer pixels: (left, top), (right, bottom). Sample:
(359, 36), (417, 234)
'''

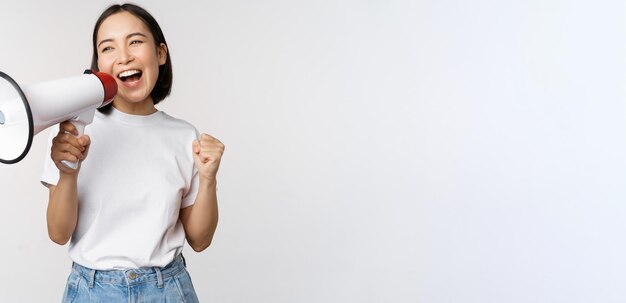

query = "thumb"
(192, 140), (202, 164)
(79, 135), (91, 147)
(192, 139), (200, 154)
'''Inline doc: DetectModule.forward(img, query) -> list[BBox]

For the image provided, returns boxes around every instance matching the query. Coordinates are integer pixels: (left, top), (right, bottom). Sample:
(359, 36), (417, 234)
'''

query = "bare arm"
(180, 134), (224, 252)
(180, 179), (219, 252)
(47, 175), (78, 245)
(46, 121), (90, 245)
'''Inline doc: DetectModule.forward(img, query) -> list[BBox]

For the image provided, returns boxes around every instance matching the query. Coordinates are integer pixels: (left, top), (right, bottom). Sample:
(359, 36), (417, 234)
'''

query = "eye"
(130, 40), (144, 45)
(101, 46), (113, 53)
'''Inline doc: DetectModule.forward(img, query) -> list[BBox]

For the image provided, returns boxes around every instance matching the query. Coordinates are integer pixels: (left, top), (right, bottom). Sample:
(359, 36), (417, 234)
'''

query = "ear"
(157, 43), (168, 66)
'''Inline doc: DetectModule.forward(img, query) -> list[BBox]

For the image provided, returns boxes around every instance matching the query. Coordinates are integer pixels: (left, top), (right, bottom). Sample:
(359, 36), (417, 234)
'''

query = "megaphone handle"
(61, 120), (86, 170)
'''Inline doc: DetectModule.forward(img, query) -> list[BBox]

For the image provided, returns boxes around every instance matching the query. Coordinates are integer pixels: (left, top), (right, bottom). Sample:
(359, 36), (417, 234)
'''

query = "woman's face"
(96, 11), (167, 107)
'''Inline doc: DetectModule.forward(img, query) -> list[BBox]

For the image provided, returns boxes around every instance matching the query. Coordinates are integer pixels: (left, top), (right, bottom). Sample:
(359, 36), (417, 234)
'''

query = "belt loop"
(181, 253), (187, 267)
(89, 269), (96, 289)
(155, 267), (164, 289)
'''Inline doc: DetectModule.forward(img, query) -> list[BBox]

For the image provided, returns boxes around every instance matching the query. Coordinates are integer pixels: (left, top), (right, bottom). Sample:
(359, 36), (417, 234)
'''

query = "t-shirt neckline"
(105, 107), (165, 125)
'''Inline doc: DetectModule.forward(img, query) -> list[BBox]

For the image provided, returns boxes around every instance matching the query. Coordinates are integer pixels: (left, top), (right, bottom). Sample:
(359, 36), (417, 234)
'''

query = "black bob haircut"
(91, 3), (173, 113)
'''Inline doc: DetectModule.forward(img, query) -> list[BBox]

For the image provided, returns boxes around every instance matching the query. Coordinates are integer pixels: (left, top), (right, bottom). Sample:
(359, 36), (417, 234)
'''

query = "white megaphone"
(0, 70), (117, 168)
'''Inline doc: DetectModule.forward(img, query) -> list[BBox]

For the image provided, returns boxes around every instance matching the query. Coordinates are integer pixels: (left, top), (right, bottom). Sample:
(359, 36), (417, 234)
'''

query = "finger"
(199, 150), (224, 160)
(52, 149), (79, 164)
(60, 143), (84, 160)
(192, 140), (207, 164)
(199, 139), (224, 150)
(60, 153), (80, 163)
(192, 140), (200, 154)
(59, 121), (78, 136)
(55, 132), (83, 146)
(200, 133), (223, 144)
(198, 149), (223, 160)
(82, 137), (91, 159)
(55, 133), (85, 152)
(199, 142), (225, 154)
(78, 135), (91, 147)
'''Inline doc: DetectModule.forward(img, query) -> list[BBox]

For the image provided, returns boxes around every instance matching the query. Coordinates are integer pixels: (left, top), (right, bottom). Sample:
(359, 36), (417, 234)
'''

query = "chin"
(120, 93), (151, 103)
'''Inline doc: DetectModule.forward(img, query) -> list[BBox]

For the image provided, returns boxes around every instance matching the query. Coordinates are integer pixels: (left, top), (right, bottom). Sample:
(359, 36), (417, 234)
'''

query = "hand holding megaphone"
(0, 70), (117, 167)
(51, 121), (91, 174)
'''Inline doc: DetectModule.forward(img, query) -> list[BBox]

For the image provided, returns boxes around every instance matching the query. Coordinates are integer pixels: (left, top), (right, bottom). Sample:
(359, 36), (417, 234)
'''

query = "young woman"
(41, 4), (224, 302)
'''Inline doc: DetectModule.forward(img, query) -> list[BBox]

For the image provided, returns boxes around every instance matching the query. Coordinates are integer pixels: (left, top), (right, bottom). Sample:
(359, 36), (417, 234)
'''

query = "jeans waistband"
(72, 254), (186, 287)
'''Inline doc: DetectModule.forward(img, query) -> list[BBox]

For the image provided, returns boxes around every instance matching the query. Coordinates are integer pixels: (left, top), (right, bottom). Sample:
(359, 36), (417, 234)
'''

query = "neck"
(112, 98), (157, 115)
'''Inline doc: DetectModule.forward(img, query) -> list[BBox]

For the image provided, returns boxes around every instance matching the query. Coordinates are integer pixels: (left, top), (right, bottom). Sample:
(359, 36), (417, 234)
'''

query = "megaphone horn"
(0, 70), (117, 166)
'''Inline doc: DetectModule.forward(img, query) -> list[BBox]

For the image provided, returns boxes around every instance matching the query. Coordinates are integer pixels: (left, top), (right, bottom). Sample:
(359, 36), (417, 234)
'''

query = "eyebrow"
(97, 32), (148, 48)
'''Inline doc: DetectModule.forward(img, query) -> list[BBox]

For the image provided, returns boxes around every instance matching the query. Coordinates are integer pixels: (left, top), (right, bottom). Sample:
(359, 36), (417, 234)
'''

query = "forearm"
(185, 179), (219, 251)
(46, 173), (79, 245)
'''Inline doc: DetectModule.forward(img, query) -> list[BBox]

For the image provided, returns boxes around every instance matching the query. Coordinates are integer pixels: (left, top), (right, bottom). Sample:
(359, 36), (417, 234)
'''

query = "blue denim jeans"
(61, 254), (199, 302)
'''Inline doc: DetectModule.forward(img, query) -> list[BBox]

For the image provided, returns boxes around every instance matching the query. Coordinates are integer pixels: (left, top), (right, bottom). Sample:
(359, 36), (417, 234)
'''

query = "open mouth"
(117, 69), (143, 82)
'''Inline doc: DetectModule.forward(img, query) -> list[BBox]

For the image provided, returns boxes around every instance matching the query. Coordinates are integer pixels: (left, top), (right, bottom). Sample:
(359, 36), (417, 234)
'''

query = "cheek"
(146, 60), (161, 82)
(97, 57), (113, 73)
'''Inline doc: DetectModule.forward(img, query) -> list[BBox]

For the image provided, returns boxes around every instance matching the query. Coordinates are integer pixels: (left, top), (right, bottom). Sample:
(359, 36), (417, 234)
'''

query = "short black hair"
(92, 3), (173, 113)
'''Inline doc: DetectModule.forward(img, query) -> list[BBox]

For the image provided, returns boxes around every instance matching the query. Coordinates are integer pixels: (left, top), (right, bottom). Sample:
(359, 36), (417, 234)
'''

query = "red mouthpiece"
(87, 70), (117, 106)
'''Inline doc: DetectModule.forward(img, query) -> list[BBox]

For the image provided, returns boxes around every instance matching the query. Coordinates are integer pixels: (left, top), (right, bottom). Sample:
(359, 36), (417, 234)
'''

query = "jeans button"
(128, 272), (138, 280)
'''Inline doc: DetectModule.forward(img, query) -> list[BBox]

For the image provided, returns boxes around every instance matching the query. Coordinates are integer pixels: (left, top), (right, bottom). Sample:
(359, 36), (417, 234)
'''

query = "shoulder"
(158, 112), (200, 136)
(160, 112), (196, 129)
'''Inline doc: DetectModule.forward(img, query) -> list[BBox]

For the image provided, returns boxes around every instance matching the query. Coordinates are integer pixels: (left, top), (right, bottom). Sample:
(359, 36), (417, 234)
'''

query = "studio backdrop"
(1, 0), (625, 302)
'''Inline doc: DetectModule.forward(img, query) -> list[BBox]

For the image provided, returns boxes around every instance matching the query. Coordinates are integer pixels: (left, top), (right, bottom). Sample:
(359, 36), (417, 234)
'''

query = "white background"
(1, 0), (625, 302)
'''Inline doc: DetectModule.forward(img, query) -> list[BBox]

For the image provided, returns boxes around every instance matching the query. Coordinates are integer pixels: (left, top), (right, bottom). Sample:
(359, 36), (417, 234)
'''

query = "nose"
(117, 46), (134, 65)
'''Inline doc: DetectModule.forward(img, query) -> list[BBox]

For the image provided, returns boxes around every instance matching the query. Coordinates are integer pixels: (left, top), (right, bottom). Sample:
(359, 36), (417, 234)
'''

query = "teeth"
(118, 70), (141, 78)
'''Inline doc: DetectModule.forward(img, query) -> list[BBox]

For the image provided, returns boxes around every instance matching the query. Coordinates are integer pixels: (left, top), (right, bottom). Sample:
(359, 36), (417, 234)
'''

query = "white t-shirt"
(41, 107), (199, 270)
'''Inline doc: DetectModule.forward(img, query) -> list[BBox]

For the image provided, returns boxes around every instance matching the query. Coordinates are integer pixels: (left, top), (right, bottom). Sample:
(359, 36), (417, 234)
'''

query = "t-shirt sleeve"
(181, 127), (200, 208)
(182, 167), (199, 208)
(40, 126), (60, 188)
